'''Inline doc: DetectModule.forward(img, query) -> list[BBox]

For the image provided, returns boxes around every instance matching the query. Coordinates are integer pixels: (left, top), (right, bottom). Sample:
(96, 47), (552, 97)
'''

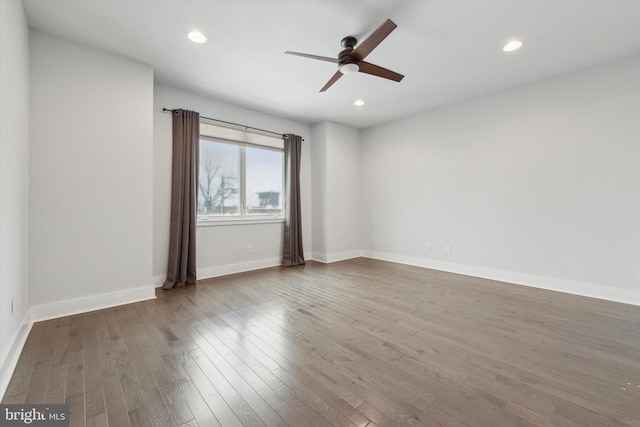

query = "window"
(197, 123), (284, 223)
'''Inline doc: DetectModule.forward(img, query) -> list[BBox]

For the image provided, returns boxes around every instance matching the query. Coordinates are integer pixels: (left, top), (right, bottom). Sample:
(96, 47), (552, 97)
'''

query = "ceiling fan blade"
(359, 61), (404, 82)
(284, 51), (339, 63)
(320, 71), (343, 92)
(351, 19), (397, 61)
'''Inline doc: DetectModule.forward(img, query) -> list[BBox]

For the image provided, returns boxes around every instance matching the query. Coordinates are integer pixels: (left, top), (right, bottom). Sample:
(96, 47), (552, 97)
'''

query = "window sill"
(197, 217), (285, 227)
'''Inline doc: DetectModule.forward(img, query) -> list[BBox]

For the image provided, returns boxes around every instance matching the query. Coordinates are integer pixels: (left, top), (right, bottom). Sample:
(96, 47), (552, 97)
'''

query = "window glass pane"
(198, 139), (240, 217)
(245, 147), (283, 216)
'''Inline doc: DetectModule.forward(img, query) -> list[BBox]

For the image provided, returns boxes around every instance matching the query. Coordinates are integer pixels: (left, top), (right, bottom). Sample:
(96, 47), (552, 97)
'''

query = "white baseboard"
(361, 250), (639, 306)
(0, 317), (33, 401)
(312, 250), (362, 264)
(27, 285), (157, 324)
(197, 257), (282, 280)
(153, 274), (166, 288)
(160, 252), (313, 286)
(310, 252), (328, 263)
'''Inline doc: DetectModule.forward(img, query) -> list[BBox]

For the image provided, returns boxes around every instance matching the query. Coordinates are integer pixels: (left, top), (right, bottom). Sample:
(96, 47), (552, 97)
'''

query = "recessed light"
(187, 31), (207, 44)
(503, 40), (523, 52)
(354, 99), (365, 106)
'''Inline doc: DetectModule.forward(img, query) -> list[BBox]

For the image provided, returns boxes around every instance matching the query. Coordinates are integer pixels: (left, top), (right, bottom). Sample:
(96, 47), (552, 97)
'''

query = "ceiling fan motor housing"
(341, 36), (357, 48)
(339, 37), (359, 68)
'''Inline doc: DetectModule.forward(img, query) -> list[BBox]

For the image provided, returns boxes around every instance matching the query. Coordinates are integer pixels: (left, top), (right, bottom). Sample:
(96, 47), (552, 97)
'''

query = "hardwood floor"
(3, 258), (639, 426)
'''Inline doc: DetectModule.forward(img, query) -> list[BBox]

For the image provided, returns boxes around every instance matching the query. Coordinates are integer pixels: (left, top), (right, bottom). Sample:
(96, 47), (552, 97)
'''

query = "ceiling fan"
(285, 18), (404, 92)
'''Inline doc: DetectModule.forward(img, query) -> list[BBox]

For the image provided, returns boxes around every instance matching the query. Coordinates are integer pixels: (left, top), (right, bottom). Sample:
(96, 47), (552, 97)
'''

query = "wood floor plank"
(65, 315), (85, 400)
(117, 310), (158, 393)
(67, 391), (85, 427)
(272, 385), (334, 427)
(141, 385), (177, 427)
(131, 310), (171, 375)
(35, 319), (59, 363)
(205, 313), (353, 426)
(189, 347), (267, 426)
(82, 324), (106, 419)
(86, 412), (108, 427)
(158, 380), (195, 426)
(274, 363), (371, 427)
(161, 349), (191, 385)
(271, 366), (360, 427)
(15, 321), (54, 403)
(199, 316), (285, 406)
(188, 324), (287, 427)
(127, 406), (154, 427)
(181, 351), (244, 427)
(51, 320), (71, 366)
(237, 304), (444, 425)
(102, 374), (130, 427)
(1, 392), (25, 404)
(44, 362), (68, 404)
(95, 310), (118, 379)
(24, 360), (51, 403)
(240, 318), (431, 427)
(178, 380), (222, 427)
(4, 258), (639, 427)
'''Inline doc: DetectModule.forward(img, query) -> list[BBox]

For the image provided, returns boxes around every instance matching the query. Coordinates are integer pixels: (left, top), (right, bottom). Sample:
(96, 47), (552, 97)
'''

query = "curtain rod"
(162, 108), (300, 140)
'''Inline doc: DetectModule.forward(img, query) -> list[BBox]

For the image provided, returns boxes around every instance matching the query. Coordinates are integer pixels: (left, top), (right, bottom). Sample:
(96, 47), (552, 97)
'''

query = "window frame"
(197, 131), (285, 227)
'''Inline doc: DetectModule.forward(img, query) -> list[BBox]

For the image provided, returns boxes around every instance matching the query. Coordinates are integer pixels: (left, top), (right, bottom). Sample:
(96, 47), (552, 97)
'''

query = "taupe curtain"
(282, 134), (305, 266)
(163, 109), (199, 289)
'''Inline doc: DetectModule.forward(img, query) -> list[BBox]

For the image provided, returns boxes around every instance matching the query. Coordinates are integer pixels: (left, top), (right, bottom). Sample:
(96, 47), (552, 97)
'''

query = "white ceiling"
(23, 0), (640, 129)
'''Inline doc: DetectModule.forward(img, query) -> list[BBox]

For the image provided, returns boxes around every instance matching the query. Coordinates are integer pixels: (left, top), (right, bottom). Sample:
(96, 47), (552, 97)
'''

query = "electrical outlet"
(426, 242), (433, 252)
(248, 244), (254, 253)
(445, 244), (452, 254)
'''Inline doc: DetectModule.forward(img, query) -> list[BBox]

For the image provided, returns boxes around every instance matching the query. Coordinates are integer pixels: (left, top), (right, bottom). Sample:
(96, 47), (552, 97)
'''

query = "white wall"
(153, 83), (312, 283)
(361, 56), (640, 304)
(310, 122), (328, 257)
(29, 31), (155, 317)
(326, 123), (361, 259)
(311, 121), (361, 262)
(0, 0), (30, 397)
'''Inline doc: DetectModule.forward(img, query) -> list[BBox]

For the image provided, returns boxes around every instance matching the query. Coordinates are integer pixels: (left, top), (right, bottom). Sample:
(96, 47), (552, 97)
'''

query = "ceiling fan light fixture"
(354, 99), (365, 106)
(187, 31), (207, 44)
(503, 40), (523, 52)
(339, 62), (360, 75)
(285, 18), (403, 92)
